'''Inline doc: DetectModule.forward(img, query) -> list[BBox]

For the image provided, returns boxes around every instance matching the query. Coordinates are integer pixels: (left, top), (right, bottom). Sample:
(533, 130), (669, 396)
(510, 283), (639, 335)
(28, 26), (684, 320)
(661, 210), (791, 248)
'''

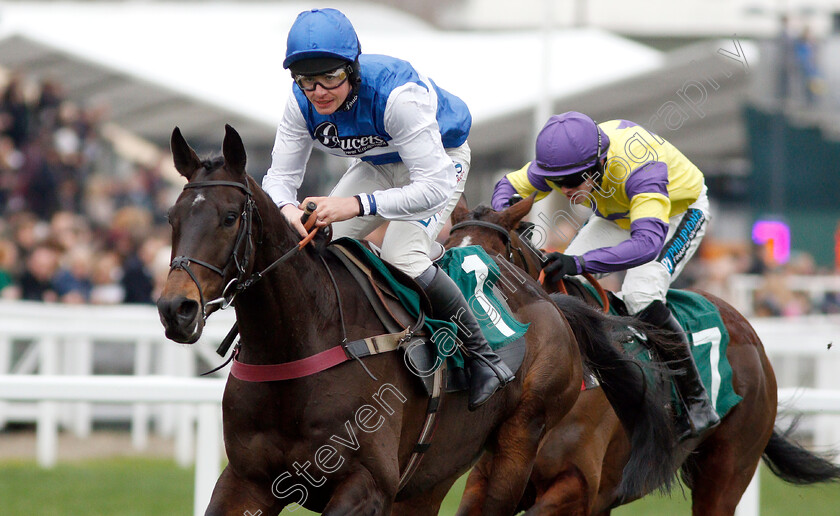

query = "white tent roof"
(0, 1), (663, 136)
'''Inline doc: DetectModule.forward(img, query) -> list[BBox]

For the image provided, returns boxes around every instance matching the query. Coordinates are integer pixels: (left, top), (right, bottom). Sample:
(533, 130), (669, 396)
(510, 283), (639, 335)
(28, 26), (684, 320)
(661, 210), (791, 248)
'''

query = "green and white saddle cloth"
(589, 285), (743, 419)
(437, 246), (530, 369)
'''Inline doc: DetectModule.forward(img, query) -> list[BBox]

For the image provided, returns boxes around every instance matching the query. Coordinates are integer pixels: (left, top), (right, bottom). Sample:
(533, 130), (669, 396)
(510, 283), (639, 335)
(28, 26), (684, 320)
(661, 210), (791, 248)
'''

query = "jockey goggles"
(547, 170), (588, 189)
(292, 67), (349, 92)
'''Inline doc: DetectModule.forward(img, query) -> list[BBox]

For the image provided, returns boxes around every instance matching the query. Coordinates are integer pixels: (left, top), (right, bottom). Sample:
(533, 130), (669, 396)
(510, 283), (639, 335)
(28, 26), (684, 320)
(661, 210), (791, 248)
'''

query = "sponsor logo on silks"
(658, 209), (705, 274)
(418, 213), (439, 227)
(314, 122), (388, 156)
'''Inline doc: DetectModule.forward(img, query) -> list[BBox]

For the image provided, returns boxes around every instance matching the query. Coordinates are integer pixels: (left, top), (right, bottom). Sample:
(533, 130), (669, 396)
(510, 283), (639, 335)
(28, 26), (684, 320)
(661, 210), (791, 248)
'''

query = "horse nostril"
(175, 298), (199, 323)
(157, 296), (200, 325)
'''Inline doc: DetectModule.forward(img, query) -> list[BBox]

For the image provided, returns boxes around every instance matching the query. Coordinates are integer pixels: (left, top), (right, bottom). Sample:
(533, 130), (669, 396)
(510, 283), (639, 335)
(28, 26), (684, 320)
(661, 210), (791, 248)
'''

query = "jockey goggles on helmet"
(547, 170), (589, 189)
(292, 66), (349, 92)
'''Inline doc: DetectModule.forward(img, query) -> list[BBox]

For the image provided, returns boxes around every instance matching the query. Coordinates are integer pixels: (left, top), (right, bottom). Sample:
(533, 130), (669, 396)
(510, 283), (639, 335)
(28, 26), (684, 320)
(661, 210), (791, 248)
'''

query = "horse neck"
(233, 184), (342, 365)
(509, 232), (542, 280)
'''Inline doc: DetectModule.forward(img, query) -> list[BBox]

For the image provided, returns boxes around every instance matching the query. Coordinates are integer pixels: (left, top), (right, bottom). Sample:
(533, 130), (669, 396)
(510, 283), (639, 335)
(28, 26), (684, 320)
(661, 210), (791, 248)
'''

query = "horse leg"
(204, 465), (285, 516)
(524, 467), (589, 516)
(687, 441), (760, 516)
(455, 454), (493, 516)
(479, 408), (549, 516)
(391, 477), (456, 516)
(321, 467), (393, 516)
(685, 412), (770, 516)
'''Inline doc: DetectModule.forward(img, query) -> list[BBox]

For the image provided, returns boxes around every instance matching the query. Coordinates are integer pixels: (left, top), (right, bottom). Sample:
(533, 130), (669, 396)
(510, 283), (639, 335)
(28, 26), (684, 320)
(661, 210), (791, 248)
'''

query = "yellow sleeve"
(628, 192), (671, 224)
(506, 162), (552, 204)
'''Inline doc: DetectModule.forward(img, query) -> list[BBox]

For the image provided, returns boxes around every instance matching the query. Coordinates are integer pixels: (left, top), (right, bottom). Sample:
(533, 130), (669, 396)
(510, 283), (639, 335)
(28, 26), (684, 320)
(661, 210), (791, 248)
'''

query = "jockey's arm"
(364, 84), (456, 220)
(262, 91), (314, 210)
(491, 163), (551, 211)
(577, 161), (671, 274)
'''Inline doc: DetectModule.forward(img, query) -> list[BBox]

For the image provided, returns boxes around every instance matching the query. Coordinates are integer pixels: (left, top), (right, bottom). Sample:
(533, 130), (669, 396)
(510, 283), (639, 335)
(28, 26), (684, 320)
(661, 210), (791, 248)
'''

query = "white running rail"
(0, 375), (225, 516)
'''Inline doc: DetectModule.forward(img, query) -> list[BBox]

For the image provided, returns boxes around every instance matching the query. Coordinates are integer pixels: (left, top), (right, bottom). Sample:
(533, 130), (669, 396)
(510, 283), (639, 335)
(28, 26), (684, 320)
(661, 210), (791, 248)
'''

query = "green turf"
(613, 466), (840, 516)
(2, 459), (840, 515)
(0, 458), (192, 516)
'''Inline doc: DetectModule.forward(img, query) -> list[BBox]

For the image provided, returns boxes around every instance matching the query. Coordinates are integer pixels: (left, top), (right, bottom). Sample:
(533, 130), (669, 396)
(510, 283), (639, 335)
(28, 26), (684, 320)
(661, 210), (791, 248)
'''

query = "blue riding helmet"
(283, 8), (361, 71)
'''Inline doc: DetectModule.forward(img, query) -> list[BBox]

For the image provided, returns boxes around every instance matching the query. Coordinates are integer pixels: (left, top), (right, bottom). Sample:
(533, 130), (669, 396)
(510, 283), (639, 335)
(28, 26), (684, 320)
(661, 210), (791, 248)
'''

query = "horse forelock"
(470, 205), (497, 221)
(196, 155), (226, 177)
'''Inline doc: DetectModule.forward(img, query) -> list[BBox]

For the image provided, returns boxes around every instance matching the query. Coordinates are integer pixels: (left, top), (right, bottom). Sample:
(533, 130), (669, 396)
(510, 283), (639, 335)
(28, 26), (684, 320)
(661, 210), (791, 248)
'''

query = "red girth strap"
(229, 328), (413, 382)
(230, 345), (349, 382)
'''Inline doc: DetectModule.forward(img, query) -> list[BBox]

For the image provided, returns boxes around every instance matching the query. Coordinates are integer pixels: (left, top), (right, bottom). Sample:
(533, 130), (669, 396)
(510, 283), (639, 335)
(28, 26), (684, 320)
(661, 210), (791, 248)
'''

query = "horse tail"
(549, 293), (679, 498)
(763, 421), (840, 484)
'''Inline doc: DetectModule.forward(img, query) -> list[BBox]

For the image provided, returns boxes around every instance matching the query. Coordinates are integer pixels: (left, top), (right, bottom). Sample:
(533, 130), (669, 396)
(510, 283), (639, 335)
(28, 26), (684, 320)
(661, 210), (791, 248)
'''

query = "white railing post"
(36, 336), (59, 468)
(194, 402), (222, 516)
(156, 343), (180, 437)
(0, 334), (11, 429)
(814, 351), (840, 460)
(735, 467), (760, 516)
(132, 338), (153, 450)
(175, 347), (197, 467)
(70, 336), (93, 438)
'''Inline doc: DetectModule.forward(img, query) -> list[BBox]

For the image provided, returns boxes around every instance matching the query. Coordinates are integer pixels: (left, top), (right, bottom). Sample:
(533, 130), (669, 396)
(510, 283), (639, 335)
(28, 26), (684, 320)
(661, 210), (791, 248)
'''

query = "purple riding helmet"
(528, 111), (610, 189)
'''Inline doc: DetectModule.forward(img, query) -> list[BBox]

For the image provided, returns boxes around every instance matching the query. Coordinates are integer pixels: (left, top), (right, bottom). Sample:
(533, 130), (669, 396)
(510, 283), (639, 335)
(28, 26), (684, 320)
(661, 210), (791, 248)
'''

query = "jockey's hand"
(280, 204), (308, 237)
(300, 196), (359, 228)
(542, 252), (580, 282)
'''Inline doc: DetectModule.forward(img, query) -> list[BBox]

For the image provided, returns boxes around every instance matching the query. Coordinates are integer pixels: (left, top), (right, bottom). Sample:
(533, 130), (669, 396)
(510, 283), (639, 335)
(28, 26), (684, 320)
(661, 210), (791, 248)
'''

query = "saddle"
(327, 238), (527, 395)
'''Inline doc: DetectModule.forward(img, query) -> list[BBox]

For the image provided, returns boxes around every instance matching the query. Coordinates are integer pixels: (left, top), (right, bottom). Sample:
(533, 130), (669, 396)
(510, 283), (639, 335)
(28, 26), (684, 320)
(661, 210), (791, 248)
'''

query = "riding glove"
(542, 252), (581, 282)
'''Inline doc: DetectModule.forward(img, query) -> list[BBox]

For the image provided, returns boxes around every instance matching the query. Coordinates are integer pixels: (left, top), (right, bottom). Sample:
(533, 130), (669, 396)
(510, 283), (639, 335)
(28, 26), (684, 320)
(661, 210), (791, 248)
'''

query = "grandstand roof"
(0, 1), (663, 161)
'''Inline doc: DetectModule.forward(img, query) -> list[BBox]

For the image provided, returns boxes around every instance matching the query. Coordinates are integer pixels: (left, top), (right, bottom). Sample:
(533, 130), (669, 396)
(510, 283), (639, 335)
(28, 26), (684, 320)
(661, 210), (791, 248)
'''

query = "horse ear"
(450, 195), (470, 225)
(499, 192), (537, 230)
(222, 124), (247, 174)
(170, 127), (201, 180)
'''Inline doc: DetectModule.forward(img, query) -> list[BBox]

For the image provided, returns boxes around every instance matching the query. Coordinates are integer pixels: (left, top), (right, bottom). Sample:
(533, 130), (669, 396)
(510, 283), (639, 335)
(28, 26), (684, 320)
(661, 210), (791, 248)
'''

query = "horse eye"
(166, 208), (174, 225)
(224, 212), (238, 227)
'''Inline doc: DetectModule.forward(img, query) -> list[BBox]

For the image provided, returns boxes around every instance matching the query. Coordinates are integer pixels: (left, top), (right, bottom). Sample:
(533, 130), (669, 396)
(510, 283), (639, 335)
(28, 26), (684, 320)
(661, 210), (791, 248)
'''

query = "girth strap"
(230, 327), (415, 382)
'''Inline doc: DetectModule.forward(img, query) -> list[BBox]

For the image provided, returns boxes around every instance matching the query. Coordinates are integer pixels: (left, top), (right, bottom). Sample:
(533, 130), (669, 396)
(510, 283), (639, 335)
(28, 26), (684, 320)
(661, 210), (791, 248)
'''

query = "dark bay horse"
(156, 126), (676, 515)
(448, 195), (840, 515)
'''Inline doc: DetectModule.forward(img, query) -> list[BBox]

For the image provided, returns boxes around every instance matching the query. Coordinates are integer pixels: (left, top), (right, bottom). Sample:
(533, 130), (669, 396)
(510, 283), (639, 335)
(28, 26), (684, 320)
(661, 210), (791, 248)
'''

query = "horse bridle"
(170, 179), (322, 367)
(168, 180), (259, 316)
(449, 219), (539, 270)
(169, 179), (319, 318)
(169, 181), (320, 319)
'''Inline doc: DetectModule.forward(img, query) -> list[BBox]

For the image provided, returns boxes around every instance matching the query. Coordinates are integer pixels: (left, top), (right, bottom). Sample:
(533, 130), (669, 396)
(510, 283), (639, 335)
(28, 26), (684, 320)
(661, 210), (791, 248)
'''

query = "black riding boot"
(416, 265), (515, 411)
(637, 300), (721, 441)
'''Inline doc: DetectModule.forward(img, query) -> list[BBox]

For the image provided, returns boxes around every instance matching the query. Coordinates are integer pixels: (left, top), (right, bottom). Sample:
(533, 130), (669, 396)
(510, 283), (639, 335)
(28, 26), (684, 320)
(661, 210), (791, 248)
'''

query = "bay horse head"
(157, 125), (258, 343)
(447, 193), (544, 279)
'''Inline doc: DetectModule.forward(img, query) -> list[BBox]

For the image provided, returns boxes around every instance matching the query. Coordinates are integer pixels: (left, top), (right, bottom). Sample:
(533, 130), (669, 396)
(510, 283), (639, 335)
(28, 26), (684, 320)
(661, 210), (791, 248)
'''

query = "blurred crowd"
(0, 72), (177, 305)
(537, 213), (840, 319)
(675, 240), (840, 318)
(0, 72), (837, 317)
